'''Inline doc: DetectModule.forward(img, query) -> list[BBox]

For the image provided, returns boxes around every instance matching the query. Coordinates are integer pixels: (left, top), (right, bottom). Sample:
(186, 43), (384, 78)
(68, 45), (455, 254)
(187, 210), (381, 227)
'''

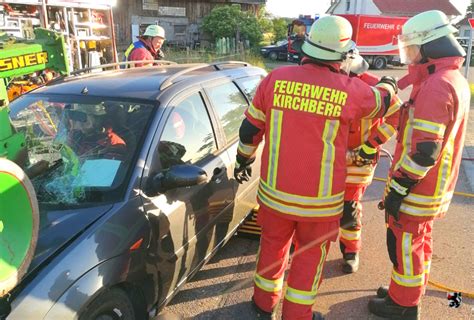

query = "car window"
(237, 76), (263, 100)
(206, 82), (248, 142)
(8, 95), (154, 206)
(159, 92), (216, 169)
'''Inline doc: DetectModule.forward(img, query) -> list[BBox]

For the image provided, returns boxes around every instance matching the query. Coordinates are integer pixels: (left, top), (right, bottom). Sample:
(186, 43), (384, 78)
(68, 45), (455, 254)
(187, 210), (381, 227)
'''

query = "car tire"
(372, 56), (387, 70)
(79, 288), (135, 320)
(269, 52), (278, 61)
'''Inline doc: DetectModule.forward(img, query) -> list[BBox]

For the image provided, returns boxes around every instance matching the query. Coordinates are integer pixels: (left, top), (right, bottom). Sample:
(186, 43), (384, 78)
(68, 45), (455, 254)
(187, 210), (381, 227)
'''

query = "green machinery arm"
(0, 28), (70, 161)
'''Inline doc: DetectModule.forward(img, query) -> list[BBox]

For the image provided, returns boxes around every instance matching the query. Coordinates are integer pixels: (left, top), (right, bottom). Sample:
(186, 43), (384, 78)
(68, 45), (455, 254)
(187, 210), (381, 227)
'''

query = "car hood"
(28, 204), (114, 272)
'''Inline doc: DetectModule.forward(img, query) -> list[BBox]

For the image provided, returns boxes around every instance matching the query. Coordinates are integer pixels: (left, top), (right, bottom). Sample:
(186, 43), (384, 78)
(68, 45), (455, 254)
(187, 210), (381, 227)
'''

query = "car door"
(203, 78), (263, 231)
(140, 89), (234, 302)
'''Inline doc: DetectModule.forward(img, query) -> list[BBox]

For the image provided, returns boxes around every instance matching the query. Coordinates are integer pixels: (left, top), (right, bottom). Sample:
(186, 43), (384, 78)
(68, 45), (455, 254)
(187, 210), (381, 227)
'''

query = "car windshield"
(9, 94), (155, 207)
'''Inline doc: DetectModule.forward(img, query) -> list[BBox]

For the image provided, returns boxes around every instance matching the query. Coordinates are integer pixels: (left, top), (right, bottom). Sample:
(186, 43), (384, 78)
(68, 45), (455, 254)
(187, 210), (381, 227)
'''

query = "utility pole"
(464, 12), (474, 79)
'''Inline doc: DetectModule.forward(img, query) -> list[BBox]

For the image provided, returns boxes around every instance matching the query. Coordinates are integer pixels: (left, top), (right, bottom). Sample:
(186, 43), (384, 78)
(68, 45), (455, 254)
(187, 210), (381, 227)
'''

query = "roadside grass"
(163, 48), (268, 70)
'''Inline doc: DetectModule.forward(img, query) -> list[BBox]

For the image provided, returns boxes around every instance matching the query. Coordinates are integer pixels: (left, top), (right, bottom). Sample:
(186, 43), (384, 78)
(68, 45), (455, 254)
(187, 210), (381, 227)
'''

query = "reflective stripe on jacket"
(241, 62), (393, 222)
(387, 57), (470, 220)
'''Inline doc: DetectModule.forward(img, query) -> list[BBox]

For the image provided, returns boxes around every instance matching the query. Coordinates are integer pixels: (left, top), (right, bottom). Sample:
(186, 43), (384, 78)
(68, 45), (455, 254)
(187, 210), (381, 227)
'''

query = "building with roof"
(327, 0), (461, 19)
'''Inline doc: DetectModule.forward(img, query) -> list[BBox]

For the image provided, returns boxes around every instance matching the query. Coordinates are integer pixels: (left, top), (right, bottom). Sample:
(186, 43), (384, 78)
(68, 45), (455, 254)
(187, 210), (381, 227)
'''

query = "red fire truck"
(340, 14), (409, 69)
(287, 15), (317, 63)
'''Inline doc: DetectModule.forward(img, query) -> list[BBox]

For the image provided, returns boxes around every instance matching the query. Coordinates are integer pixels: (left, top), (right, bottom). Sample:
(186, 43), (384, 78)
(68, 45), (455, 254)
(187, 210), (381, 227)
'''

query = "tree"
(467, 2), (473, 15)
(257, 7), (274, 34)
(272, 18), (289, 42)
(202, 4), (263, 46)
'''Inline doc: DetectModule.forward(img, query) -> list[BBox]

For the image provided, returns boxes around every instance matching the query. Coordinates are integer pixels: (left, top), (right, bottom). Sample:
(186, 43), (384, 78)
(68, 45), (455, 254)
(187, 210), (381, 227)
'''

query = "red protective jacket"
(346, 72), (401, 190)
(238, 62), (396, 222)
(387, 57), (470, 221)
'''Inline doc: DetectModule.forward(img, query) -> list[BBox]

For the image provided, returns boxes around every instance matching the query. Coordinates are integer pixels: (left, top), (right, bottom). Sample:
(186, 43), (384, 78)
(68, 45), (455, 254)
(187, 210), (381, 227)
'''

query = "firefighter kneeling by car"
(234, 16), (399, 320)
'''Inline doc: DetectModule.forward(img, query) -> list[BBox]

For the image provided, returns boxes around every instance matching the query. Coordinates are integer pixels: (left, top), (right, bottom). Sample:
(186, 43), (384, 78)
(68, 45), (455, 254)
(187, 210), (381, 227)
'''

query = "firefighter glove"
(377, 76), (398, 94)
(355, 142), (378, 166)
(384, 177), (412, 221)
(234, 161), (253, 184)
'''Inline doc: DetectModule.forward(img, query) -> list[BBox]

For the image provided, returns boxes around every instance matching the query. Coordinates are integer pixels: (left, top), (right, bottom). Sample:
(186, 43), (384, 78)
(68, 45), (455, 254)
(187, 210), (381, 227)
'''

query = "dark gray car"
(5, 62), (266, 320)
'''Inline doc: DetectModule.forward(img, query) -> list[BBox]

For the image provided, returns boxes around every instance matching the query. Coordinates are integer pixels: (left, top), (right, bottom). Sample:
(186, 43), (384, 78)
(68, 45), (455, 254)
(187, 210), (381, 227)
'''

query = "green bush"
(202, 5), (263, 47)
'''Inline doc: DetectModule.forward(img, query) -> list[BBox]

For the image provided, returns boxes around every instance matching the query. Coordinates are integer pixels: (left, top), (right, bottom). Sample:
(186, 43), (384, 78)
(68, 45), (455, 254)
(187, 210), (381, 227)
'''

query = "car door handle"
(211, 166), (226, 183)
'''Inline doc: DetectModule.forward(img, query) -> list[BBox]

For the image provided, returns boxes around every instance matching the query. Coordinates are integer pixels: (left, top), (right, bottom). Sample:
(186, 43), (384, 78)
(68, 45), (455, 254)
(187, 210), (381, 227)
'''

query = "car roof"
(34, 62), (266, 101)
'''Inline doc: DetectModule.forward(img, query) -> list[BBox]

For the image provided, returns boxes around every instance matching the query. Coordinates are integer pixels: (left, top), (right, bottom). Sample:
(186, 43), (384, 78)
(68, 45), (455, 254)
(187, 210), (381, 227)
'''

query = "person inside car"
(68, 105), (127, 160)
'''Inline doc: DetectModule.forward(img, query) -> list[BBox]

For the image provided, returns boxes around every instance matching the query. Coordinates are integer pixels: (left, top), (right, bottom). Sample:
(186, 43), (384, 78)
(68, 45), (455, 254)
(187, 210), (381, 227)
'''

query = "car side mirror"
(150, 164), (208, 194)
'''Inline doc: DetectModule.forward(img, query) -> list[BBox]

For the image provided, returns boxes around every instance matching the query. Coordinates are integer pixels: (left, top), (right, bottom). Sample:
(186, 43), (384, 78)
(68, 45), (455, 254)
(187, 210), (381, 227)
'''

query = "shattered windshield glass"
(9, 94), (155, 207)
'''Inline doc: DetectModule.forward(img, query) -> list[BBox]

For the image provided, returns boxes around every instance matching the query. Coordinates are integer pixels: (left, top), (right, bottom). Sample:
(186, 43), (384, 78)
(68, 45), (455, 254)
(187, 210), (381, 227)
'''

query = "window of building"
(174, 25), (186, 35)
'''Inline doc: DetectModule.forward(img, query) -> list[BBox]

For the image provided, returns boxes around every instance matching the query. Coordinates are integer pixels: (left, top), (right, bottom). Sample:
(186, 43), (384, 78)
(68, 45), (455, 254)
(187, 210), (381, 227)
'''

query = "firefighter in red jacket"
(368, 10), (470, 319)
(234, 16), (398, 320)
(340, 71), (402, 273)
(124, 24), (165, 67)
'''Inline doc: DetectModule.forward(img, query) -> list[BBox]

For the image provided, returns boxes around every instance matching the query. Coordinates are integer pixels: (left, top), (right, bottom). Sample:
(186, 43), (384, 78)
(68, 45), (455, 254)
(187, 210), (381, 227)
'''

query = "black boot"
(251, 297), (275, 320)
(368, 296), (420, 320)
(312, 311), (325, 320)
(376, 285), (389, 298)
(342, 252), (359, 273)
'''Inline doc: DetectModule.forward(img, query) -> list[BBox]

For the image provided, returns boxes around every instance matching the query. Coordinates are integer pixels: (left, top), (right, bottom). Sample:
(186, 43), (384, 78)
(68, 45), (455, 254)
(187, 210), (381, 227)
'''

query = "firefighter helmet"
(144, 24), (166, 39)
(301, 16), (355, 61)
(398, 10), (460, 64)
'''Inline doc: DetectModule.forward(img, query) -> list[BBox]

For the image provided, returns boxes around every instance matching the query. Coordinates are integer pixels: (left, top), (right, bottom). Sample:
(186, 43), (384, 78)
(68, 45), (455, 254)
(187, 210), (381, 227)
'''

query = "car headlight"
(261, 49), (267, 52)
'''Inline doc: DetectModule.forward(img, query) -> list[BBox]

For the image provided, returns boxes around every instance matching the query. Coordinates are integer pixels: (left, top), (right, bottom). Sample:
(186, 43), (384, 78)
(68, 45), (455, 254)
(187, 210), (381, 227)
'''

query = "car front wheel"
(269, 52), (278, 61)
(79, 288), (135, 320)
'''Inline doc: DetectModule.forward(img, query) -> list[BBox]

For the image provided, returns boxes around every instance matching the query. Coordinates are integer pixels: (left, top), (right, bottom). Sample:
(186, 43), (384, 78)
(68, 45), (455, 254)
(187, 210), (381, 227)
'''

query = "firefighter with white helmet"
(124, 24), (166, 67)
(368, 10), (470, 319)
(234, 15), (399, 319)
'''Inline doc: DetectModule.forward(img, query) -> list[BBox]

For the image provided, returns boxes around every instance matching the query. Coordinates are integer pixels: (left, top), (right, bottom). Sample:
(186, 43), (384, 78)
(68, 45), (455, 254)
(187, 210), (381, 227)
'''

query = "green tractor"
(0, 28), (69, 304)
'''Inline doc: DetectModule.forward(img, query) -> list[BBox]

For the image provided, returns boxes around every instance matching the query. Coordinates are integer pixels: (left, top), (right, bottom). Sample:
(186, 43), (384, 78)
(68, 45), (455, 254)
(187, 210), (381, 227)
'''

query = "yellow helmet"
(144, 24), (166, 39)
(301, 16), (355, 61)
(399, 10), (457, 47)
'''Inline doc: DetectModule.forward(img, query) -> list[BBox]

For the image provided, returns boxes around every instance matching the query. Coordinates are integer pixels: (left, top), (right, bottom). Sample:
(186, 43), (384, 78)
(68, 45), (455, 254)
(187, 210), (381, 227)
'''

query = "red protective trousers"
(386, 214), (433, 307)
(254, 207), (338, 319)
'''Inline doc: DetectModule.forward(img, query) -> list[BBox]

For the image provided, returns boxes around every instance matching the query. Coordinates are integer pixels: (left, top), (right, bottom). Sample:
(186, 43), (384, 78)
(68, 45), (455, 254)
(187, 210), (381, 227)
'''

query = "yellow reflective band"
(402, 232), (414, 276)
(259, 179), (344, 206)
(124, 43), (135, 59)
(340, 228), (361, 241)
(238, 141), (257, 157)
(364, 87), (382, 119)
(405, 191), (453, 205)
(254, 273), (284, 293)
(347, 165), (376, 175)
(400, 155), (432, 178)
(435, 137), (454, 196)
(394, 109), (414, 171)
(424, 260), (431, 274)
(400, 201), (451, 217)
(385, 96), (403, 118)
(267, 109), (283, 188)
(248, 103), (266, 123)
(360, 119), (372, 145)
(312, 241), (327, 292)
(412, 119), (446, 136)
(257, 188), (344, 217)
(345, 175), (374, 184)
(285, 286), (318, 305)
(377, 122), (396, 140)
(318, 120), (340, 197)
(391, 268), (424, 287)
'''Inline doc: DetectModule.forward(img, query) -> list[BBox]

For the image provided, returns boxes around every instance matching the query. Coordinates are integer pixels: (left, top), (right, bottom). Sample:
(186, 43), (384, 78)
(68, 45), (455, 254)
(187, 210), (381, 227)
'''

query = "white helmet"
(398, 10), (458, 64)
(144, 24), (166, 39)
(301, 16), (355, 61)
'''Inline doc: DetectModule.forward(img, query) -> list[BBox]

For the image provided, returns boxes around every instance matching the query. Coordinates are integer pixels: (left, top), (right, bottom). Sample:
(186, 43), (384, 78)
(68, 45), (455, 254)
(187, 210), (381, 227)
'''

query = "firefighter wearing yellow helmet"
(234, 15), (398, 320)
(369, 10), (469, 319)
(124, 24), (166, 67)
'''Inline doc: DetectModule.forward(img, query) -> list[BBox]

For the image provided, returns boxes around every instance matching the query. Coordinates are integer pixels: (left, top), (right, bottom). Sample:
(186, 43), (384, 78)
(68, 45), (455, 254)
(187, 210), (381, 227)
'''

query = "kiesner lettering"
(272, 80), (347, 118)
(0, 52), (48, 72)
